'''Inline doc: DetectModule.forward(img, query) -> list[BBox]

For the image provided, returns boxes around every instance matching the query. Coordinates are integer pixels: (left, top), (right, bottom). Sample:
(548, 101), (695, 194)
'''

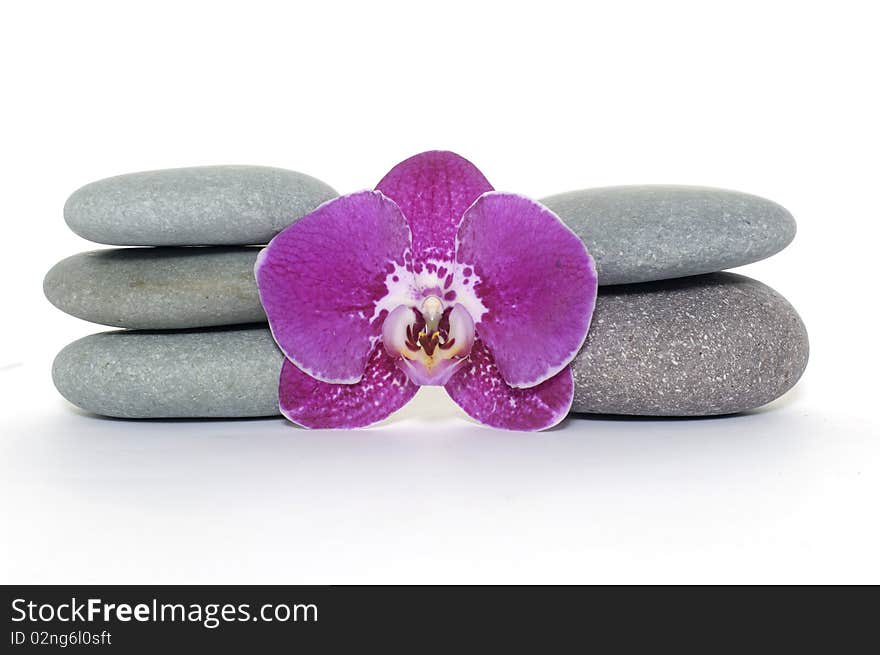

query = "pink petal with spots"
(376, 151), (493, 264)
(444, 339), (574, 431)
(455, 192), (597, 388)
(279, 346), (419, 429)
(255, 190), (413, 384)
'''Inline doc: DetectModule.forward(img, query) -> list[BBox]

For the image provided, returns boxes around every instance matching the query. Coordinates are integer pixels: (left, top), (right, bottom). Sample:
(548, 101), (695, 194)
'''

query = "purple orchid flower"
(255, 151), (597, 431)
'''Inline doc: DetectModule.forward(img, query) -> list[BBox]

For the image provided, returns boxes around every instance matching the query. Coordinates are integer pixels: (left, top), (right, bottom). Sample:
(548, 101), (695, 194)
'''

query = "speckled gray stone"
(571, 273), (809, 416)
(44, 247), (266, 329)
(52, 327), (282, 418)
(54, 273), (808, 419)
(64, 165), (337, 246)
(541, 185), (796, 285)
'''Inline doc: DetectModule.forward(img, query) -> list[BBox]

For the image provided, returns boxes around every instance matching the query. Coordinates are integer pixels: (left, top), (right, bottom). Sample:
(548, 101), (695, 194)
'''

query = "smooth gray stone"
(53, 274), (808, 420)
(53, 327), (282, 418)
(571, 273), (808, 416)
(541, 185), (796, 285)
(64, 165), (337, 246)
(44, 247), (266, 329)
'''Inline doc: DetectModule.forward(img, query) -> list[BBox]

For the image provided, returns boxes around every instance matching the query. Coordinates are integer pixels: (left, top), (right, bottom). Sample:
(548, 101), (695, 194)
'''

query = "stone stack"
(46, 168), (808, 420)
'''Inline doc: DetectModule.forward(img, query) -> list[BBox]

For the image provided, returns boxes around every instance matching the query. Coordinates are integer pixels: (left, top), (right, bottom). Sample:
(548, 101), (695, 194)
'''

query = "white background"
(1, 0), (877, 584)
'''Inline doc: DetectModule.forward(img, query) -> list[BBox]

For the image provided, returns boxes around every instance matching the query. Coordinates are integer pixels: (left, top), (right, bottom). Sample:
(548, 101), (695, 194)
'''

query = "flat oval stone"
(53, 327), (282, 418)
(540, 185), (796, 285)
(54, 273), (807, 419)
(44, 248), (266, 329)
(64, 165), (337, 246)
(571, 273), (808, 416)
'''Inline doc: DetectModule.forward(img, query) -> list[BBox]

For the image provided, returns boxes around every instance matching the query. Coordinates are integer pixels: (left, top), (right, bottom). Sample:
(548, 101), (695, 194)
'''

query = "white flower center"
(381, 299), (475, 386)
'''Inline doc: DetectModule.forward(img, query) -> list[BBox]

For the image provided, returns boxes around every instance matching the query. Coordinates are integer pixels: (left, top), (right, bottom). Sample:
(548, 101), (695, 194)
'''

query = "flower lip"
(382, 300), (475, 386)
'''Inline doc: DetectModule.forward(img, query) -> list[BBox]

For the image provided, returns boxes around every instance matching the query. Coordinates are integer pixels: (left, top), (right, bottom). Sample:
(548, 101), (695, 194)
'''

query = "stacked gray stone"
(46, 169), (808, 421)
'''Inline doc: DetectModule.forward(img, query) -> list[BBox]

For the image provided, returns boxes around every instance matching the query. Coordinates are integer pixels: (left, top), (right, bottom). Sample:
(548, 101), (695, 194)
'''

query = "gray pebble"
(44, 247), (266, 329)
(53, 273), (807, 419)
(541, 185), (796, 285)
(571, 272), (808, 416)
(64, 165), (337, 246)
(52, 327), (282, 418)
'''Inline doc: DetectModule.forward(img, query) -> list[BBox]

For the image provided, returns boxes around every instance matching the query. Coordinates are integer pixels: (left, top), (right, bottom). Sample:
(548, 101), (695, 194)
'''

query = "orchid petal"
(255, 190), (414, 384)
(444, 339), (574, 431)
(376, 151), (493, 264)
(398, 356), (468, 387)
(279, 345), (419, 429)
(455, 192), (597, 388)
